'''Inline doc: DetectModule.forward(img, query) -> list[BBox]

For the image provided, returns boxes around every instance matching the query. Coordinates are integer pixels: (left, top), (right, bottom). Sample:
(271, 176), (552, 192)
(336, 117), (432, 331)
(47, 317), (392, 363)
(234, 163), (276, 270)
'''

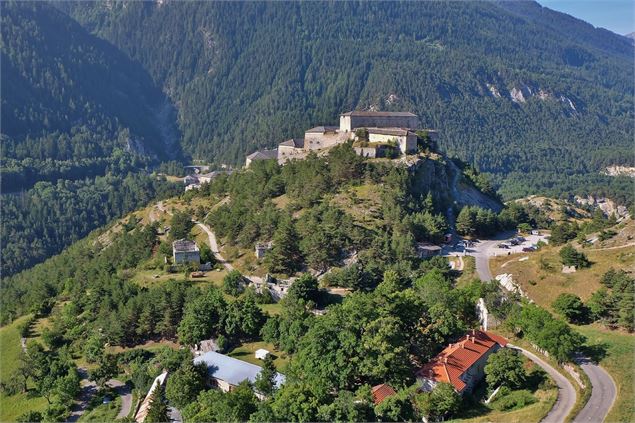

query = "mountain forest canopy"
(57, 0), (634, 200)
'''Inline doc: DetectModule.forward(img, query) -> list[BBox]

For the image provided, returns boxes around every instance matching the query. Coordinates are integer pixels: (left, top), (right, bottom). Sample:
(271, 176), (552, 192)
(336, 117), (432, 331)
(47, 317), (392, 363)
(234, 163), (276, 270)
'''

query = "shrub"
(491, 390), (536, 411)
(559, 245), (590, 268)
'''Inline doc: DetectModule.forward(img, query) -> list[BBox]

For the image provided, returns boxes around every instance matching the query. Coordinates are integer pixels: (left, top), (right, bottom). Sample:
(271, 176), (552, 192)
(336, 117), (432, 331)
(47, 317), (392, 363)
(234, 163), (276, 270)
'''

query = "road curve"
(572, 356), (616, 423)
(509, 344), (577, 423)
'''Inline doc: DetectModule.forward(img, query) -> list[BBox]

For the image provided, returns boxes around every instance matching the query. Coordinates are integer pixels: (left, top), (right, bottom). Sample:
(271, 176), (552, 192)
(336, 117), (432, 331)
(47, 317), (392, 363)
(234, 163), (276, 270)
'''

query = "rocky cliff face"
(574, 195), (631, 219)
(409, 157), (503, 214)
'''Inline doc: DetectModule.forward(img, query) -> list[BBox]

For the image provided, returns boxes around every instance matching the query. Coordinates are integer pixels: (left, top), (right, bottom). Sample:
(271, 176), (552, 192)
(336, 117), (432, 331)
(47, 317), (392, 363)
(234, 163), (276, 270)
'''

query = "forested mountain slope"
(1, 1), (180, 191)
(60, 1), (634, 198)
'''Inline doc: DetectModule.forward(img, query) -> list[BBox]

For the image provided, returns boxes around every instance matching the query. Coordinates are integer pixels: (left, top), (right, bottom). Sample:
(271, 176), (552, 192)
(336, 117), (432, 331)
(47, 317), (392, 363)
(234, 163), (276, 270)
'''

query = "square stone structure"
(172, 239), (200, 264)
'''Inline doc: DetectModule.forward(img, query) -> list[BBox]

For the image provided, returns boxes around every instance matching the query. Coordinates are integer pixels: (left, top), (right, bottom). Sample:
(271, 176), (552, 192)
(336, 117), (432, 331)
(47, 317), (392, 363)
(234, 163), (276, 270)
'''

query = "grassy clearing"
(455, 256), (477, 287)
(0, 316), (49, 422)
(330, 183), (383, 231)
(131, 268), (227, 289)
(490, 244), (635, 311)
(576, 325), (634, 423)
(108, 339), (180, 355)
(259, 302), (283, 316)
(228, 341), (290, 372)
(78, 395), (121, 422)
(454, 356), (557, 423)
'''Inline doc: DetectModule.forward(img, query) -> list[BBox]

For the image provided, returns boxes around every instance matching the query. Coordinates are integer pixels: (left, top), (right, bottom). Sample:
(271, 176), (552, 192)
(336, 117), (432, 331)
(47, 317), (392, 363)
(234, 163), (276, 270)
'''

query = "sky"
(539, 0), (634, 35)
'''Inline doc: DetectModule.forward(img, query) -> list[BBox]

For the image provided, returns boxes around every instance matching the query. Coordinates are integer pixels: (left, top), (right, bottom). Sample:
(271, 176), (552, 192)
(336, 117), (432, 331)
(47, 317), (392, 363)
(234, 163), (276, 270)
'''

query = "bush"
(223, 270), (245, 296)
(559, 245), (590, 268)
(552, 293), (587, 323)
(490, 390), (536, 411)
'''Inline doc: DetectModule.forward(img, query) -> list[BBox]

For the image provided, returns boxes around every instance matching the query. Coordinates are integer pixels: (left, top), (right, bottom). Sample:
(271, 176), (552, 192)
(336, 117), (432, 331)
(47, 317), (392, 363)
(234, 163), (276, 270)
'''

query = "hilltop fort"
(245, 110), (438, 167)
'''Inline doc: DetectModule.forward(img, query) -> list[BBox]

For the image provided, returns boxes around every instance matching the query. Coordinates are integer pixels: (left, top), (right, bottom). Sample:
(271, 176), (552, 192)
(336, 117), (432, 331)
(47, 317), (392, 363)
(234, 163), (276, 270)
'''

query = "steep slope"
(1, 1), (180, 191)
(60, 1), (634, 199)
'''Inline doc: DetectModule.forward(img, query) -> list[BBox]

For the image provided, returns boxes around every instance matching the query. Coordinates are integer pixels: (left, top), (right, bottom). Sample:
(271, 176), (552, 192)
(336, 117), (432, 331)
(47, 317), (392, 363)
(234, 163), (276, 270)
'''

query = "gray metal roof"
(172, 239), (199, 253)
(246, 149), (278, 161)
(341, 111), (417, 117)
(279, 138), (305, 148)
(194, 351), (285, 388)
(305, 125), (339, 133)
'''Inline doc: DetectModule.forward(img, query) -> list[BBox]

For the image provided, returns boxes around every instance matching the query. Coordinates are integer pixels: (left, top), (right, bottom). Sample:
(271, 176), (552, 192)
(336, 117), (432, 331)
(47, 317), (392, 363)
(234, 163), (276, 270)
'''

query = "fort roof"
(246, 149), (278, 161)
(367, 127), (416, 136)
(279, 138), (305, 148)
(416, 330), (508, 392)
(341, 111), (417, 117)
(305, 125), (339, 133)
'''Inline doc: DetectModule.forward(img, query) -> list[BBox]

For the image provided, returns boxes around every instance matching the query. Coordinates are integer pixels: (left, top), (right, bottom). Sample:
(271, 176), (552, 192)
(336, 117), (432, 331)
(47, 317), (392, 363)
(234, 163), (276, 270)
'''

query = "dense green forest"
(1, 172), (180, 276)
(1, 2), (182, 191)
(59, 1), (634, 200)
(1, 151), (585, 421)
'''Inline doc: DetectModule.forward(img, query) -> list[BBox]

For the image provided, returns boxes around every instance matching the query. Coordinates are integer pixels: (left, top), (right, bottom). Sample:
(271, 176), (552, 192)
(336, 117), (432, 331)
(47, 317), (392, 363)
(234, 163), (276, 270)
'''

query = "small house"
(255, 349), (270, 360)
(135, 371), (168, 423)
(172, 239), (200, 264)
(245, 149), (278, 168)
(416, 242), (442, 258)
(371, 383), (397, 405)
(255, 242), (273, 259)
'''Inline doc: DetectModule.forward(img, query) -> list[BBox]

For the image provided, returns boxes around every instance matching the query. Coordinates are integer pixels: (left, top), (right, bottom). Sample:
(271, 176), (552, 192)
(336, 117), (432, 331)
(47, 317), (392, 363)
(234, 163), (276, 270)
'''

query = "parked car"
(522, 247), (534, 252)
(497, 243), (509, 249)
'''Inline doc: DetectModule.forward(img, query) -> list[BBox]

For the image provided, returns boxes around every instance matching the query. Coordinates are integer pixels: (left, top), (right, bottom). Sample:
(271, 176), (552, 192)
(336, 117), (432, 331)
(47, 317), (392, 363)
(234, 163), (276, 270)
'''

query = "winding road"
(572, 356), (617, 423)
(473, 233), (619, 423)
(509, 345), (576, 423)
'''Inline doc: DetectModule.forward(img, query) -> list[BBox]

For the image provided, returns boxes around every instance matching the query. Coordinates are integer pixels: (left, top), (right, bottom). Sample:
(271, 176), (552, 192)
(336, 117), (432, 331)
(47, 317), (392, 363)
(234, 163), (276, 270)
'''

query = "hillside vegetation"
(59, 0), (634, 201)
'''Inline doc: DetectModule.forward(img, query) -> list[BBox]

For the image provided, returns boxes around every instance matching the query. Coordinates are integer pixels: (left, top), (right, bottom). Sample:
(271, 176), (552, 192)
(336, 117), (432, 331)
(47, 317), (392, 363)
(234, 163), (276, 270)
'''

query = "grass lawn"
(453, 356), (557, 423)
(455, 256), (477, 287)
(0, 316), (49, 422)
(78, 395), (121, 422)
(108, 339), (180, 355)
(490, 244), (634, 311)
(228, 341), (290, 372)
(576, 324), (634, 423)
(132, 268), (227, 289)
(259, 302), (283, 316)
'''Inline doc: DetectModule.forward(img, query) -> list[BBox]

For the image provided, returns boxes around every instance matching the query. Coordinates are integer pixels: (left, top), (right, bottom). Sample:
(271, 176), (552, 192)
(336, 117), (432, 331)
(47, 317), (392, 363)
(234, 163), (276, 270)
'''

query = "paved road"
(68, 368), (98, 422)
(509, 345), (576, 423)
(572, 356), (616, 423)
(107, 379), (133, 419)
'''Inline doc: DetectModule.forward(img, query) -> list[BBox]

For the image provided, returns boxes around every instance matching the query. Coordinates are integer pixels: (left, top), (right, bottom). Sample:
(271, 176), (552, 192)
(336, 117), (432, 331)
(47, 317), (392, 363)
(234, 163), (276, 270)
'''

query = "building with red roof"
(371, 383), (397, 405)
(416, 329), (508, 394)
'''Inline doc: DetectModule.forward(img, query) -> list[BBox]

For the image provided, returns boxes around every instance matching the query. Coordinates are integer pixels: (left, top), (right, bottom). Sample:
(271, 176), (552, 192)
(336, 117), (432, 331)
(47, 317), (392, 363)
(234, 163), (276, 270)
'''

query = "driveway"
(572, 356), (616, 423)
(68, 368), (98, 422)
(107, 379), (133, 419)
(509, 345), (576, 423)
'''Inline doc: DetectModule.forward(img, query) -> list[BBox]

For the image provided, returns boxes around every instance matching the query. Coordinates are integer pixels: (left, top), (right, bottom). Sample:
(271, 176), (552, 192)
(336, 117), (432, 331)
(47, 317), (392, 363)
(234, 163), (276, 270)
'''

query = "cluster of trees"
(4, 342), (80, 422)
(587, 269), (634, 331)
(177, 286), (266, 349)
(559, 245), (590, 268)
(550, 269), (633, 332)
(164, 261), (482, 422)
(1, 173), (180, 277)
(508, 303), (586, 362)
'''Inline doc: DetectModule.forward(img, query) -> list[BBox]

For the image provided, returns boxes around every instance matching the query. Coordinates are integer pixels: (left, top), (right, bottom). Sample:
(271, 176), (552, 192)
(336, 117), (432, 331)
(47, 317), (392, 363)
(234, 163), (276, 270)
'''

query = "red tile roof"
(371, 383), (397, 405)
(416, 330), (508, 392)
